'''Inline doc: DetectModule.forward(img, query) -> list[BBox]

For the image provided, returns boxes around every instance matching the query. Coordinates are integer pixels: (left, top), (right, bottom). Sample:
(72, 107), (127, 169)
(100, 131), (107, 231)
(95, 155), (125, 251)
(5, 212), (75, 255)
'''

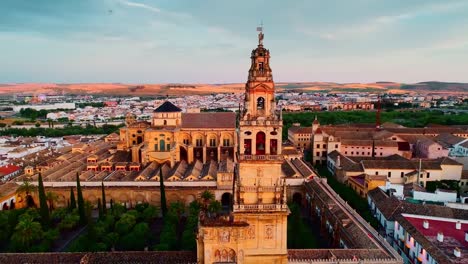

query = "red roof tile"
(0, 165), (21, 176)
(181, 112), (236, 129)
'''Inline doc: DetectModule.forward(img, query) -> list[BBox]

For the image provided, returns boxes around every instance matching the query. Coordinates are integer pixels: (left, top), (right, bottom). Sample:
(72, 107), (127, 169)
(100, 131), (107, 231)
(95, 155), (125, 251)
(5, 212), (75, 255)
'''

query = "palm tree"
(10, 214), (43, 251)
(208, 200), (222, 218)
(200, 190), (215, 210)
(16, 180), (37, 208)
(46, 191), (59, 212)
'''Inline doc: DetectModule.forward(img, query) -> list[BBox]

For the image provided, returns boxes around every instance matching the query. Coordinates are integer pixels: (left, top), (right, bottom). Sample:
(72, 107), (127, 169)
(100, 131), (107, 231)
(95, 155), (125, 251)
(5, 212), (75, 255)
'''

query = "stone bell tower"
(233, 26), (288, 264)
(197, 28), (288, 264)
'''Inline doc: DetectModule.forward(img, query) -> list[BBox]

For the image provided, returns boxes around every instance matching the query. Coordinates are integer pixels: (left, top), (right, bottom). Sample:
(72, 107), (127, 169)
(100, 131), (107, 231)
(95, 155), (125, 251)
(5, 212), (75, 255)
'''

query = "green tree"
(142, 204), (159, 222)
(58, 212), (80, 230)
(37, 173), (50, 228)
(16, 180), (37, 208)
(200, 190), (215, 210)
(159, 167), (167, 217)
(45, 191), (59, 212)
(103, 232), (119, 250)
(115, 213), (136, 235)
(101, 181), (107, 216)
(98, 198), (103, 219)
(35, 122), (41, 128)
(69, 187), (76, 210)
(10, 214), (44, 251)
(169, 201), (185, 222)
(188, 200), (201, 216)
(76, 173), (86, 225)
(111, 203), (126, 218)
(207, 200), (222, 217)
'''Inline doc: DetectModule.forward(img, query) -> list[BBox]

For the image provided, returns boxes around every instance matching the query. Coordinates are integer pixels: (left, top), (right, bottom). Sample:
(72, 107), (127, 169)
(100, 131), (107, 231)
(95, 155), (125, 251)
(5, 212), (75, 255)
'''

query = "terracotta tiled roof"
(462, 170), (468, 180)
(396, 215), (468, 264)
(181, 112), (236, 128)
(0, 252), (197, 264)
(362, 160), (415, 170)
(434, 133), (465, 146)
(0, 165), (21, 176)
(282, 161), (297, 177)
(0, 182), (19, 197)
(369, 188), (468, 221)
(289, 126), (313, 134)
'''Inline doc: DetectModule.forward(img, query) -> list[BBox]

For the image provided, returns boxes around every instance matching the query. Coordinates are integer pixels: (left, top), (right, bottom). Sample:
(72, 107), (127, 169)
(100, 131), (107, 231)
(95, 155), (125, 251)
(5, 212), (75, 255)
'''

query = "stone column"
(203, 147), (207, 163)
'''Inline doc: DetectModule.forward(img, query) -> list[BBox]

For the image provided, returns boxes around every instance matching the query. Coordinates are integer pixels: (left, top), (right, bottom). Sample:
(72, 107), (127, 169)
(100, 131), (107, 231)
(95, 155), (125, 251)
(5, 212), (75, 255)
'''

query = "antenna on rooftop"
(376, 94), (381, 130)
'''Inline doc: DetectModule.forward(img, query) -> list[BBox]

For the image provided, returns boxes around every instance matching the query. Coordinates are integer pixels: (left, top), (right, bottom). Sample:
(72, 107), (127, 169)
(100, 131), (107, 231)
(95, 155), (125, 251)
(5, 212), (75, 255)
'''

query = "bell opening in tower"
(256, 131), (266, 155)
(244, 139), (252, 155)
(257, 97), (265, 110)
(270, 139), (278, 155)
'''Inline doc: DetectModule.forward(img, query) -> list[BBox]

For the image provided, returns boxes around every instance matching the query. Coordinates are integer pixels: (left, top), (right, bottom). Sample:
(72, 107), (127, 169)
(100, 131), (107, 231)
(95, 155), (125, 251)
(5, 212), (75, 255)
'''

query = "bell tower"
(197, 28), (288, 264)
(235, 27), (288, 263)
(240, 28), (282, 158)
(244, 28), (276, 120)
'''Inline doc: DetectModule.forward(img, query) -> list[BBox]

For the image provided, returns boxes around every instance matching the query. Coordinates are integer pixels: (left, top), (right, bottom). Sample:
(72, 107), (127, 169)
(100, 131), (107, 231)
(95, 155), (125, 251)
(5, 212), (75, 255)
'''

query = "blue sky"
(1, 0), (468, 83)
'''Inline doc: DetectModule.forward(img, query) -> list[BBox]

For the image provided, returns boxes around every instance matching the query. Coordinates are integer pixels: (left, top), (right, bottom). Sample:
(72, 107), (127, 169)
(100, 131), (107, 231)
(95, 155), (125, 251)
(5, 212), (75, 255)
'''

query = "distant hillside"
(400, 82), (468, 92)
(0, 81), (466, 96)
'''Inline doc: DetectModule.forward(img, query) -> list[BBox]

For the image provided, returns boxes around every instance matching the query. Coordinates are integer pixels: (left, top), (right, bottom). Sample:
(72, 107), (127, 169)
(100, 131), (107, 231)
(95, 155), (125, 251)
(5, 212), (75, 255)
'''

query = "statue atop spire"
(257, 22), (264, 46)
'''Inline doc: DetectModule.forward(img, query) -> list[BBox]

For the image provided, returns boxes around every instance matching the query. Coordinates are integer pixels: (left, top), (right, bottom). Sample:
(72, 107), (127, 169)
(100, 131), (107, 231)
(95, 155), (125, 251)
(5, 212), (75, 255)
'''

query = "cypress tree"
(159, 167), (167, 217)
(101, 181), (107, 215)
(76, 172), (86, 225)
(98, 198), (103, 219)
(37, 173), (50, 228)
(70, 187), (76, 210)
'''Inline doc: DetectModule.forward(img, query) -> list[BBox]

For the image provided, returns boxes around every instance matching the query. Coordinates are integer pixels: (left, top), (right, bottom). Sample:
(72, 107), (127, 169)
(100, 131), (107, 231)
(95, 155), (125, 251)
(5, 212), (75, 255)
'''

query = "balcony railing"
(233, 203), (288, 212)
(240, 186), (281, 192)
(238, 154), (283, 161)
(240, 119), (282, 126)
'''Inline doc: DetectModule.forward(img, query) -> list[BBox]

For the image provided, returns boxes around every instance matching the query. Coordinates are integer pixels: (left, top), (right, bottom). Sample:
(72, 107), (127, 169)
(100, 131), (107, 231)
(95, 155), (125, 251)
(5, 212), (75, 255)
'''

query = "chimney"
(455, 221), (461, 230)
(423, 220), (429, 229)
(437, 232), (444, 242)
(454, 247), (461, 258)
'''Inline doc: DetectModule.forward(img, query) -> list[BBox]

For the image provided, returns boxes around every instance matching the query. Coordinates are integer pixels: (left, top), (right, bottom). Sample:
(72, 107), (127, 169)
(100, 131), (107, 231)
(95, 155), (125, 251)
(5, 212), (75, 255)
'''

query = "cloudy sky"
(1, 0), (468, 83)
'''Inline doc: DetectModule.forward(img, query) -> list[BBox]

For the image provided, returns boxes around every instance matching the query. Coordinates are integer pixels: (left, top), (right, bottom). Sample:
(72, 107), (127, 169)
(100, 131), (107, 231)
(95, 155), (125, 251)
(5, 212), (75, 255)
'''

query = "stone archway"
(135, 194), (146, 204)
(179, 146), (188, 162)
(221, 192), (231, 211)
(256, 131), (266, 155)
(292, 192), (302, 206)
(214, 248), (236, 263)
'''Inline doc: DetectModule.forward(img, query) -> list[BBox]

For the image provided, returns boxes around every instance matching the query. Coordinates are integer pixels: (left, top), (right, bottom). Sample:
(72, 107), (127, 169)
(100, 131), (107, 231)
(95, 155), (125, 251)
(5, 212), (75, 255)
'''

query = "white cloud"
(120, 0), (161, 13)
(298, 1), (468, 40)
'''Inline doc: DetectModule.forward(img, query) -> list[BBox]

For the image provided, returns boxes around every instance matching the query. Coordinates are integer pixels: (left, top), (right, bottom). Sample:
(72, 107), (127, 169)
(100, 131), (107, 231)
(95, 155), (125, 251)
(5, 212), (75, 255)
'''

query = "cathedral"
(118, 100), (237, 166)
(196, 30), (289, 264)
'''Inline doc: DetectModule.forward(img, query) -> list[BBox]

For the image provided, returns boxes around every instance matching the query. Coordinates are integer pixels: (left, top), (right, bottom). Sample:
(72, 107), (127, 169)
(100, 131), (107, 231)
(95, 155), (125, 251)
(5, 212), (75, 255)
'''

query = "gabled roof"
(434, 133), (465, 146)
(181, 112), (236, 129)
(154, 101), (182, 113)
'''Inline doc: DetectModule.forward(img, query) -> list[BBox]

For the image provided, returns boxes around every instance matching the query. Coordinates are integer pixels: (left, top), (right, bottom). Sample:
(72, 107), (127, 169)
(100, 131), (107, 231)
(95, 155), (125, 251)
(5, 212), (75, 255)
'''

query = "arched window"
(256, 131), (266, 155)
(159, 139), (166, 151)
(257, 97), (265, 110)
(163, 120), (167, 125)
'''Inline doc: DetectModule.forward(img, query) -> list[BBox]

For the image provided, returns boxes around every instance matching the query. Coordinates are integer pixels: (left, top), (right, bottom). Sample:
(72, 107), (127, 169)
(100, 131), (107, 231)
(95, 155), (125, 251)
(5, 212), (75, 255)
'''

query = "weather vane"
(257, 20), (264, 45)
